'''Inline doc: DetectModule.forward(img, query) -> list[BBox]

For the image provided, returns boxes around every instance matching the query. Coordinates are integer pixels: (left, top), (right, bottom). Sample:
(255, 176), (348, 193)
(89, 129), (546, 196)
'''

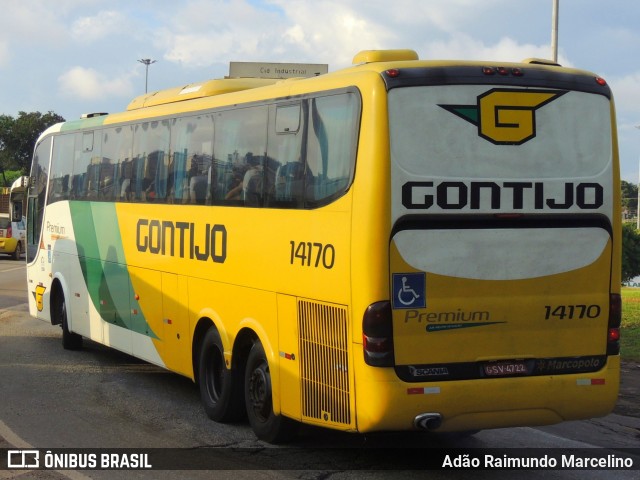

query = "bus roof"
(50, 49), (602, 133)
(126, 77), (281, 111)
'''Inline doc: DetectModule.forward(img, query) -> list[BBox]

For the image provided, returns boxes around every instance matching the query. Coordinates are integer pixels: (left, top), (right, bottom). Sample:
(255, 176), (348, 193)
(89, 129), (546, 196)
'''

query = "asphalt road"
(0, 258), (638, 479)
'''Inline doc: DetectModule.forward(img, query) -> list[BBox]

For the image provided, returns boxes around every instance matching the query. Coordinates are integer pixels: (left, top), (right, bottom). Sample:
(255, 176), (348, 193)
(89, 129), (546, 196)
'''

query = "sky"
(1, 0), (639, 181)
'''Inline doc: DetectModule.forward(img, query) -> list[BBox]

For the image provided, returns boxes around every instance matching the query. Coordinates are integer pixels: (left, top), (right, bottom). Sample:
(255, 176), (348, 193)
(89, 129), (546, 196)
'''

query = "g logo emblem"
(440, 88), (567, 145)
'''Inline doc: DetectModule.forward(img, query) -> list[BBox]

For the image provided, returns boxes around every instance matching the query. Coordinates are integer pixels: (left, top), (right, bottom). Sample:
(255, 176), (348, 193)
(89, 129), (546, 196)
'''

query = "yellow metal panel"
(159, 272), (191, 376)
(352, 49), (419, 64)
(129, 266), (163, 364)
(390, 240), (612, 365)
(353, 349), (619, 433)
(127, 78), (280, 110)
(276, 294), (301, 420)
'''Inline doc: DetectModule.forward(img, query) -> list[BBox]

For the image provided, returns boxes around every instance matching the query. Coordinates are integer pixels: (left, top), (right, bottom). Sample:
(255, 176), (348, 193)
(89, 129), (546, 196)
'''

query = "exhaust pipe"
(414, 413), (443, 431)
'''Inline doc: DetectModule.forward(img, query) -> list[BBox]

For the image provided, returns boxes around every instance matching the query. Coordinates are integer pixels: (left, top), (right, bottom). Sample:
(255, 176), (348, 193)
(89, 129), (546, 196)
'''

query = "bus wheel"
(11, 242), (21, 261)
(245, 341), (297, 443)
(198, 327), (244, 422)
(56, 293), (82, 350)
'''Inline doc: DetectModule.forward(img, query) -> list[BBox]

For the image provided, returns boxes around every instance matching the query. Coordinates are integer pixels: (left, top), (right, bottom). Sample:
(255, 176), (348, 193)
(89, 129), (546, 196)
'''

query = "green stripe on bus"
(69, 202), (158, 339)
(60, 116), (108, 131)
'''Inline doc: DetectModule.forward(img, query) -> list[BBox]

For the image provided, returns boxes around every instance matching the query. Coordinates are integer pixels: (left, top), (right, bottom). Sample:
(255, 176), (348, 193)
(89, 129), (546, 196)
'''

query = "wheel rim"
(248, 360), (271, 422)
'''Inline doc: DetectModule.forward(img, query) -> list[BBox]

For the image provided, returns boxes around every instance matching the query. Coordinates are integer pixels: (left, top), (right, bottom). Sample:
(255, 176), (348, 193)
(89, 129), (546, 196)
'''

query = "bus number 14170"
(544, 304), (601, 320)
(289, 241), (335, 269)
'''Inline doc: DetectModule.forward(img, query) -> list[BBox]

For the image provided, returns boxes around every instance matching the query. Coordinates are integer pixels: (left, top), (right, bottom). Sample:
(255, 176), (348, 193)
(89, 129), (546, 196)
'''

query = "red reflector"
(386, 69), (400, 78)
(595, 77), (607, 86)
(363, 301), (394, 366)
(608, 328), (620, 342)
(578, 378), (606, 386)
(609, 293), (621, 326)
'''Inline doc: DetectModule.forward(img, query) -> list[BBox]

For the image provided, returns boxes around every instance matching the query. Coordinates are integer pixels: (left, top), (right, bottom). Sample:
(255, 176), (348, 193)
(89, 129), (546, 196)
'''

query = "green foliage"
(1, 170), (23, 187)
(0, 111), (65, 185)
(621, 288), (640, 361)
(622, 222), (640, 283)
(621, 180), (638, 214)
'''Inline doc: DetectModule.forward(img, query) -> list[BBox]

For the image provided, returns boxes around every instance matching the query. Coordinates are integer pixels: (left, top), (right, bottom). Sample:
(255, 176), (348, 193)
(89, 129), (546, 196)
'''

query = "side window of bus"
(266, 102), (306, 208)
(101, 126), (132, 202)
(48, 133), (75, 204)
(132, 121), (170, 203)
(68, 131), (100, 200)
(170, 115), (214, 205)
(69, 132), (85, 199)
(305, 93), (359, 206)
(27, 136), (52, 261)
(213, 106), (268, 207)
(91, 133), (111, 201)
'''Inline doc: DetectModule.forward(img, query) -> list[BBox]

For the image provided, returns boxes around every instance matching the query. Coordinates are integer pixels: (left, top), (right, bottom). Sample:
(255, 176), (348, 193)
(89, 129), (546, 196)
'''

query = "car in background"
(0, 213), (25, 260)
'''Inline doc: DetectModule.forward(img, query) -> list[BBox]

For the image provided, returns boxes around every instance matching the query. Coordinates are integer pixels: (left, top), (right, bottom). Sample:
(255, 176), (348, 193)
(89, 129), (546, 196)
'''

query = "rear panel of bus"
(358, 64), (620, 432)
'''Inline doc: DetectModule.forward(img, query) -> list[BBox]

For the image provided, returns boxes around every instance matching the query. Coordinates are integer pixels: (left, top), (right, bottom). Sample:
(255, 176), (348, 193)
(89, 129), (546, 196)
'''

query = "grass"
(621, 287), (640, 362)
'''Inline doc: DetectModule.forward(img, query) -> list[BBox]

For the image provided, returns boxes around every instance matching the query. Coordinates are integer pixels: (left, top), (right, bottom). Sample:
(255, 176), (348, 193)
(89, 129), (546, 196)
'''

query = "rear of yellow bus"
(357, 61), (621, 433)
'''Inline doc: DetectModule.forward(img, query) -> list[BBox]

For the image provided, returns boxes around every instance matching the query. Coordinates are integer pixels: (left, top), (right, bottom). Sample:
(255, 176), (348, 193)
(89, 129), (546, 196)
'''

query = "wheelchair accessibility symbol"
(392, 273), (426, 309)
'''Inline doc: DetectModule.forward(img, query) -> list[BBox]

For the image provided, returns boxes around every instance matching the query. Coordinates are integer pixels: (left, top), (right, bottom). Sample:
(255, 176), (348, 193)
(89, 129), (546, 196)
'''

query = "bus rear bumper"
(353, 355), (620, 433)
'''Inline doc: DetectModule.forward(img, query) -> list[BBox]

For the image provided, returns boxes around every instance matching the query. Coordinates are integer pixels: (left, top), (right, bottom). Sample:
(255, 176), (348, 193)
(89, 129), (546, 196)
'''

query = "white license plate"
(484, 361), (528, 377)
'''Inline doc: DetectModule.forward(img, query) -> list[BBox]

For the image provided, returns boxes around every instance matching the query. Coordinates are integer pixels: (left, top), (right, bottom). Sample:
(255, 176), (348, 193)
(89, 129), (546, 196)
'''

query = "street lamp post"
(551, 0), (559, 63)
(138, 58), (157, 93)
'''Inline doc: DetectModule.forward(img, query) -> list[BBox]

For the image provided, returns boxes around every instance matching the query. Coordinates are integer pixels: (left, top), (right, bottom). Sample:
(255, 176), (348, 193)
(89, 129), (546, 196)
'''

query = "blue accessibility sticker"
(392, 273), (426, 309)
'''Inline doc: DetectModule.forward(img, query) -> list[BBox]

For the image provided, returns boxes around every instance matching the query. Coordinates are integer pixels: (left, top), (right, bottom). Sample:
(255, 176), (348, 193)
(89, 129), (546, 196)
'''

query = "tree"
(621, 180), (638, 217)
(622, 223), (640, 283)
(0, 111), (65, 186)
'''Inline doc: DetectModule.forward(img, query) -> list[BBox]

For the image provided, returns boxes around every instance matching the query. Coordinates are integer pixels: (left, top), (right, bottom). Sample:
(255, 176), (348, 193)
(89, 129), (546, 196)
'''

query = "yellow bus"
(26, 49), (621, 442)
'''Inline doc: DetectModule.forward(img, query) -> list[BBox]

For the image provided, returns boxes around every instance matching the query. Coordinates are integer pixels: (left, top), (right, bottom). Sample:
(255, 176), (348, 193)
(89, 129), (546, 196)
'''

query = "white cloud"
(0, 2), (68, 47)
(0, 41), (10, 67)
(154, 0), (396, 68)
(152, 0), (556, 71)
(71, 10), (128, 42)
(162, 33), (235, 66)
(608, 72), (640, 118)
(421, 35), (560, 64)
(58, 66), (133, 100)
(155, 0), (277, 66)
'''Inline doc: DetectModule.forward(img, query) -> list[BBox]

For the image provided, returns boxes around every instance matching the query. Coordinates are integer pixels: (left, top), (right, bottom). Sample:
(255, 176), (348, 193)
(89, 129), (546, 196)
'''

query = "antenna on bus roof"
(80, 113), (108, 119)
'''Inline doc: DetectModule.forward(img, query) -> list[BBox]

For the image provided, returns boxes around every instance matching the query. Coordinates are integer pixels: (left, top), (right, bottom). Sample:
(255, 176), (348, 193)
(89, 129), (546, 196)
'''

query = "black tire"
(198, 327), (245, 422)
(244, 341), (298, 443)
(11, 242), (21, 261)
(56, 292), (82, 350)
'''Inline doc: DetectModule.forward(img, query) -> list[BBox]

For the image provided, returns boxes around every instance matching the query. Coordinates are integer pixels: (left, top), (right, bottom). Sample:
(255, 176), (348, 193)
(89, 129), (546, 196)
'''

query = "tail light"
(363, 301), (394, 367)
(6, 225), (12, 238)
(607, 293), (621, 355)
